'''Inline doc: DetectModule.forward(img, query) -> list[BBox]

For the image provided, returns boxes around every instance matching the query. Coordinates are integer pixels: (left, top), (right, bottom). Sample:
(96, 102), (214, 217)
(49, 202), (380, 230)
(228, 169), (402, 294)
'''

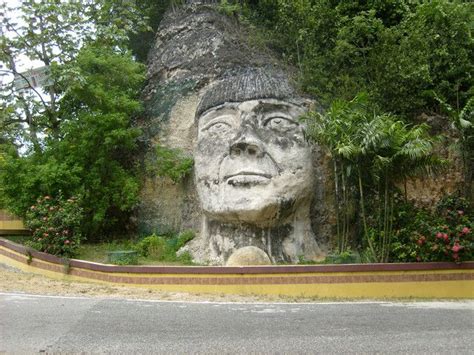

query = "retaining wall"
(0, 210), (27, 235)
(0, 238), (472, 299)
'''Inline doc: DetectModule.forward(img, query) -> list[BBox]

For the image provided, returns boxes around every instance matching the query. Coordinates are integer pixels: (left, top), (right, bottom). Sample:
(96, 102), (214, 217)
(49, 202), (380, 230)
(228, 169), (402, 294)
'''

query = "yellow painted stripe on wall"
(2, 245), (472, 279)
(1, 250), (473, 299)
(0, 220), (26, 230)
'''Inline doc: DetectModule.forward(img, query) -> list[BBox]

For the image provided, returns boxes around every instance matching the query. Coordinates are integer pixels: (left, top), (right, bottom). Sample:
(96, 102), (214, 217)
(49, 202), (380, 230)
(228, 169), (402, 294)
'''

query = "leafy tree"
(1, 44), (145, 239)
(0, 0), (149, 151)
(306, 93), (443, 261)
(371, 0), (473, 115)
(0, 1), (147, 240)
(433, 92), (474, 202)
(127, 0), (172, 62)
(244, 0), (473, 118)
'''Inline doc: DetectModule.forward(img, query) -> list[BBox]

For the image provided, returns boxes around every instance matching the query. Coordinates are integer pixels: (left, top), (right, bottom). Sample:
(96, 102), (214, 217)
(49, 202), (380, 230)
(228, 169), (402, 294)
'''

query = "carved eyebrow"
(198, 104), (239, 121)
(254, 102), (294, 112)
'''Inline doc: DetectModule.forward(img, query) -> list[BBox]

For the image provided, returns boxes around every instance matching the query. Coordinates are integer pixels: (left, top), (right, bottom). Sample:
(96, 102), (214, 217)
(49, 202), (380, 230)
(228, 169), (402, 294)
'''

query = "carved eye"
(264, 116), (298, 132)
(204, 121), (232, 134)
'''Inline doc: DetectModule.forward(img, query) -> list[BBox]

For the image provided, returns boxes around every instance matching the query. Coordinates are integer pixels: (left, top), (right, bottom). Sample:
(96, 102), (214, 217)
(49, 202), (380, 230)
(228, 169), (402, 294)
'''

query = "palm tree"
(306, 93), (443, 262)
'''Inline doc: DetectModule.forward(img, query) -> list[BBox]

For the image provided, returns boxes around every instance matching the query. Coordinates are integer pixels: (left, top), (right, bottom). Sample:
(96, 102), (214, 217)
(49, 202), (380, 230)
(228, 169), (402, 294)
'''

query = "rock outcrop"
(137, 2), (334, 265)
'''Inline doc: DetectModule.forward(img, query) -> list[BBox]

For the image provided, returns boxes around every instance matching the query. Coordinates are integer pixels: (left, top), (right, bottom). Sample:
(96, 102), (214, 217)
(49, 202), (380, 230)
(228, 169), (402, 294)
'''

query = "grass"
(1, 233), (196, 266)
(76, 232), (196, 266)
(75, 241), (192, 266)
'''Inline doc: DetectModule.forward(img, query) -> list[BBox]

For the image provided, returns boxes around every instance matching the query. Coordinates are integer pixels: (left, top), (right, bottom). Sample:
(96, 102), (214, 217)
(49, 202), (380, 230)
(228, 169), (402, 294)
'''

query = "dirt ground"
(0, 263), (311, 303)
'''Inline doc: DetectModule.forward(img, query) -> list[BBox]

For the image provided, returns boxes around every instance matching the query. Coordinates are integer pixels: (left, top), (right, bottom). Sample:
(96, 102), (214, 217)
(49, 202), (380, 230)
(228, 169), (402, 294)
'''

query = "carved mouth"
(224, 171), (272, 186)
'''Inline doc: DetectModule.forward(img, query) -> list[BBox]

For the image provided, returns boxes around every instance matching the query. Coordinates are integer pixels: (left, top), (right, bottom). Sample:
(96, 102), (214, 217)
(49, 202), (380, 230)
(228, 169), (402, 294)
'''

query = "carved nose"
(230, 142), (261, 157)
(230, 129), (263, 158)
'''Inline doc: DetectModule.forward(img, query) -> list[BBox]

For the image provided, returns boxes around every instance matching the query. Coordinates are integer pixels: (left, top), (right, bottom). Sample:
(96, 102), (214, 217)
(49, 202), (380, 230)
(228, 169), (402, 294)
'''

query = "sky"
(1, 0), (44, 77)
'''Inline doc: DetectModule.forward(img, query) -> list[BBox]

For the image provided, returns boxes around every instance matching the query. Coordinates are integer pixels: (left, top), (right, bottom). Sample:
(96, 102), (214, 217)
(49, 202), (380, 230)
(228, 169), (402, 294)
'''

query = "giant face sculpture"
(195, 98), (313, 227)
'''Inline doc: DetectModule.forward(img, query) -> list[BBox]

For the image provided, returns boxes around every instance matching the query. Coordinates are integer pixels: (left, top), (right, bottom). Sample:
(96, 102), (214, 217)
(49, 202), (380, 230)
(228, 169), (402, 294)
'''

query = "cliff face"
(136, 4), (467, 264)
(136, 3), (334, 263)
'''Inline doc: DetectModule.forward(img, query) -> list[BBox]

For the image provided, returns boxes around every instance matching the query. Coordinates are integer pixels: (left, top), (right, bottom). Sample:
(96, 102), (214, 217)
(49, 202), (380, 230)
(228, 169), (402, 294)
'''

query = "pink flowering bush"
(25, 194), (83, 258)
(427, 196), (473, 262)
(391, 195), (473, 263)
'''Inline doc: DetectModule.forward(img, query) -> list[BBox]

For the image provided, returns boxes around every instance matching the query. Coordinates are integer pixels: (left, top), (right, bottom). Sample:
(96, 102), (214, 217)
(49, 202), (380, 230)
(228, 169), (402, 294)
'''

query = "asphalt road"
(1, 293), (473, 354)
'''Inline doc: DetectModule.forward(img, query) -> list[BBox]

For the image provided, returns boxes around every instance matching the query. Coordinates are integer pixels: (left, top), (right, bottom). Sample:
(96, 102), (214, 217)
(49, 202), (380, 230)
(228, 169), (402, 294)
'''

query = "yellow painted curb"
(1, 245), (472, 299)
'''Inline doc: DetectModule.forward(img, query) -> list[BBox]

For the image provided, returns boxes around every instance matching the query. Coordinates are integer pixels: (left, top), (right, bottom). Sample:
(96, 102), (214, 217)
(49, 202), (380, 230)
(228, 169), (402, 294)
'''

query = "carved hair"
(196, 68), (300, 117)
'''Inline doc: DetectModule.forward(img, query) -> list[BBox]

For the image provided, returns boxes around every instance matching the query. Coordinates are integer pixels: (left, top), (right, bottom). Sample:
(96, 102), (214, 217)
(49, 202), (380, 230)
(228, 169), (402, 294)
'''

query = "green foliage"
(151, 146), (194, 183)
(25, 194), (83, 258)
(323, 250), (361, 265)
(305, 93), (443, 261)
(390, 195), (473, 263)
(0, 0), (150, 149)
(244, 0), (473, 118)
(134, 231), (195, 264)
(218, 0), (241, 17)
(108, 251), (139, 266)
(0, 0), (150, 241)
(0, 45), (145, 240)
(433, 93), (474, 201)
(126, 0), (175, 62)
(134, 234), (166, 258)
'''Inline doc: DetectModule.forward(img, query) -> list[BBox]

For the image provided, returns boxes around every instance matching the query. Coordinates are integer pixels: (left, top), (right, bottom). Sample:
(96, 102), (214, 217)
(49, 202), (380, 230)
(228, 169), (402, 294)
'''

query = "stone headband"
(196, 68), (300, 117)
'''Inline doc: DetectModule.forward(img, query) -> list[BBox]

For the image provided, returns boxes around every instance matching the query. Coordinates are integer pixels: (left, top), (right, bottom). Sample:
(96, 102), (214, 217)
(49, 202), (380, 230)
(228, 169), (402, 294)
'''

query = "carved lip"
(224, 171), (272, 180)
(224, 171), (272, 186)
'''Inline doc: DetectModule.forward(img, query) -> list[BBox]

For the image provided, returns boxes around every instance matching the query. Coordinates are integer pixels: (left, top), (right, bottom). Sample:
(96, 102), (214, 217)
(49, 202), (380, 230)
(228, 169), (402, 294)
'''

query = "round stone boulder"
(225, 246), (272, 266)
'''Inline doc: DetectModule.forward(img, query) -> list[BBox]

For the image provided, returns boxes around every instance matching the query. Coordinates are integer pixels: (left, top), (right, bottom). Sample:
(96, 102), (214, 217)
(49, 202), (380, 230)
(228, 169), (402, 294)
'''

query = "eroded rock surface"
(137, 3), (332, 264)
(226, 246), (272, 266)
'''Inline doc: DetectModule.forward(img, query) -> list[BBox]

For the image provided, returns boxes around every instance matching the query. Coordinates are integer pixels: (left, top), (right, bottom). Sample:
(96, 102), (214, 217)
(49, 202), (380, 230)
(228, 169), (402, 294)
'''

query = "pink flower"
(64, 240), (70, 245)
(442, 233), (449, 242)
(462, 227), (471, 234)
(457, 210), (464, 216)
(436, 232), (443, 239)
(417, 237), (426, 246)
(452, 244), (463, 253)
(452, 253), (459, 260)
(43, 232), (49, 237)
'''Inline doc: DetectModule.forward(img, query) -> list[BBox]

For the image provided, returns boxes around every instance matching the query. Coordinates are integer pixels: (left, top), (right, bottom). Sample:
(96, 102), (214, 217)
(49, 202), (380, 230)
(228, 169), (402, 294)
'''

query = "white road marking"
(381, 302), (474, 310)
(1, 292), (472, 308)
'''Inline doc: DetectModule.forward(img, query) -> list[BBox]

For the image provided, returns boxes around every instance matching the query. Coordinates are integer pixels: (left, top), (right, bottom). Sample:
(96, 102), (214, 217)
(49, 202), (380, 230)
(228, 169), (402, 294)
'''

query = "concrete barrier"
(0, 238), (472, 299)
(0, 210), (28, 235)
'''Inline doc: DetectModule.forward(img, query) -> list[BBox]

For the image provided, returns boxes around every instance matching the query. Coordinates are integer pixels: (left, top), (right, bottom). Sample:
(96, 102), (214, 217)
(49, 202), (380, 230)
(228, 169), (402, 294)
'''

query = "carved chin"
(204, 198), (293, 226)
(198, 185), (304, 227)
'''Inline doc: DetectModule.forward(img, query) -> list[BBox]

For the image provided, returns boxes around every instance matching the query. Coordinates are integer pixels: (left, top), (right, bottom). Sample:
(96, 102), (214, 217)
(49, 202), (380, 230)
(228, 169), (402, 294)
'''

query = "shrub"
(108, 251), (139, 265)
(25, 194), (84, 258)
(134, 231), (195, 263)
(134, 234), (166, 258)
(390, 195), (473, 263)
(151, 146), (194, 183)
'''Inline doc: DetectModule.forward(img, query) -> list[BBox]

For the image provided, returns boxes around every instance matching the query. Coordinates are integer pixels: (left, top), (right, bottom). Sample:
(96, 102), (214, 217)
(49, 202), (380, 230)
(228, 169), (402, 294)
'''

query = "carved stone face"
(195, 99), (313, 226)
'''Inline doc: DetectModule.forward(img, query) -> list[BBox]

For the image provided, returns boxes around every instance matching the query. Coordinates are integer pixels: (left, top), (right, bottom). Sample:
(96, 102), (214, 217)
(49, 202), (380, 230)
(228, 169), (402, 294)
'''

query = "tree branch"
(0, 68), (49, 110)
